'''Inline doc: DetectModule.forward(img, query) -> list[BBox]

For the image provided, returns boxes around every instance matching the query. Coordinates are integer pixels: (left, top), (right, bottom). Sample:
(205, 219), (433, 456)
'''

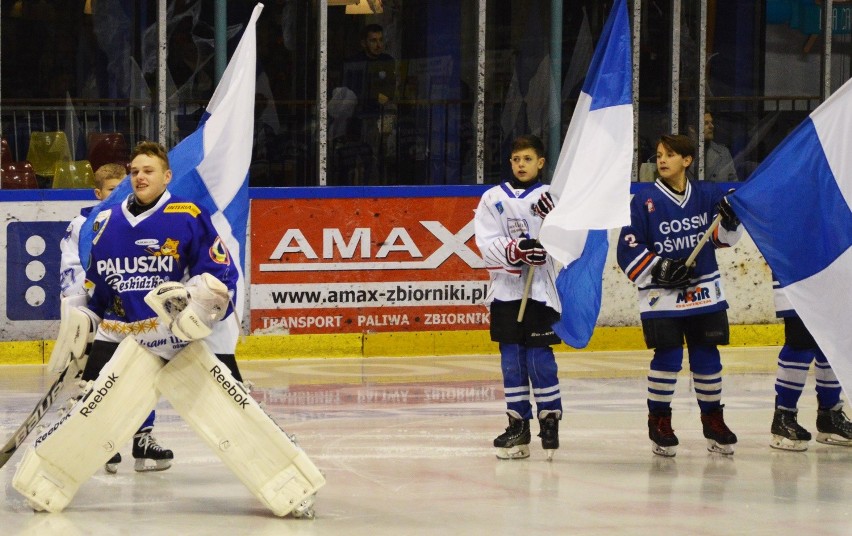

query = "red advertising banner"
(250, 196), (490, 334)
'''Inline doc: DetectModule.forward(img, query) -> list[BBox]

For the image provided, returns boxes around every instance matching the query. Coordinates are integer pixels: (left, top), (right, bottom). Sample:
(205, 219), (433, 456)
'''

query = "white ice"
(2, 347), (850, 535)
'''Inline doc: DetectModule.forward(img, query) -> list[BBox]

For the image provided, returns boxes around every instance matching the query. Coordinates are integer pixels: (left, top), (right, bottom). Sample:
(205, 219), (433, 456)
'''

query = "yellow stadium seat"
(52, 160), (95, 189)
(26, 131), (72, 177)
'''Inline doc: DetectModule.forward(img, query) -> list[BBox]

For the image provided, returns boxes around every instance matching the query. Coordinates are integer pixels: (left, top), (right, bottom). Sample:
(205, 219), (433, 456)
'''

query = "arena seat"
(26, 131), (72, 179)
(52, 160), (95, 189)
(87, 132), (129, 172)
(1, 161), (39, 189)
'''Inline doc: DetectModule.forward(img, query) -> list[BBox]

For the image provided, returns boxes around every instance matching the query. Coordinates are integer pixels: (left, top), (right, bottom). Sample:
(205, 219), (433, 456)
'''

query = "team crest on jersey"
(644, 198), (655, 213)
(507, 218), (530, 238)
(648, 291), (660, 308)
(91, 209), (112, 245)
(209, 237), (230, 265)
(495, 201), (504, 214)
(146, 238), (181, 261)
(164, 202), (201, 218)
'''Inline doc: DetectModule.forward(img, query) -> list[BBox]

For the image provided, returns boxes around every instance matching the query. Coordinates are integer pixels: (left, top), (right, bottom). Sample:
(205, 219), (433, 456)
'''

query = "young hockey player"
(616, 134), (743, 457)
(770, 284), (852, 451)
(56, 162), (164, 474)
(473, 134), (562, 460)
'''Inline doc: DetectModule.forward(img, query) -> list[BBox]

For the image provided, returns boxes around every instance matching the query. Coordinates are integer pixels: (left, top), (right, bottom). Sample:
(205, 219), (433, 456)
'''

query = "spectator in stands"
(703, 112), (738, 182)
(342, 24), (398, 184)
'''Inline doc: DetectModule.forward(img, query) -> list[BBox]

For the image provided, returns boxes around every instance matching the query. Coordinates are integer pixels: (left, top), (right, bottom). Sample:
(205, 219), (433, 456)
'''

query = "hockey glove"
(506, 238), (547, 266)
(716, 191), (740, 231)
(651, 257), (694, 289)
(145, 274), (230, 342)
(531, 192), (556, 219)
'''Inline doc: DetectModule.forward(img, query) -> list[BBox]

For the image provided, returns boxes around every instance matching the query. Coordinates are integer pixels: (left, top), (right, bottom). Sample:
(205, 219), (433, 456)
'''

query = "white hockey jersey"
(474, 181), (561, 313)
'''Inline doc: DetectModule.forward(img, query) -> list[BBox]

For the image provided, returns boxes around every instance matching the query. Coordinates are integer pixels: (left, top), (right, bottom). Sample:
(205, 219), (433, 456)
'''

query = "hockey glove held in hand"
(531, 192), (556, 219)
(506, 238), (547, 266)
(716, 192), (740, 231)
(651, 257), (694, 288)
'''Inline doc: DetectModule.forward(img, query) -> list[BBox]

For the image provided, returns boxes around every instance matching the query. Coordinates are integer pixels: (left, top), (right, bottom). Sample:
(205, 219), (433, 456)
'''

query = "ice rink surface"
(1, 347), (851, 535)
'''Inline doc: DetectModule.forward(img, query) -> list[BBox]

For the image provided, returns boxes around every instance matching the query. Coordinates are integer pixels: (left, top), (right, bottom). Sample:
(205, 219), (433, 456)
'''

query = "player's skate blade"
(105, 452), (121, 474)
(651, 441), (676, 457)
(705, 439), (735, 455)
(770, 435), (808, 452)
(496, 445), (530, 460)
(816, 433), (852, 446)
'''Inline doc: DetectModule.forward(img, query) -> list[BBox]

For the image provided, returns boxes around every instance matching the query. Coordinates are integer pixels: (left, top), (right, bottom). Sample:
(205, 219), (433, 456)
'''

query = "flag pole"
(517, 265), (535, 322)
(685, 214), (722, 267)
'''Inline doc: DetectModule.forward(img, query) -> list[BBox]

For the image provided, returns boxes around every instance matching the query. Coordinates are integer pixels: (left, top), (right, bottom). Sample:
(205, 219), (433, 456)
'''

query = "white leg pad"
(156, 342), (326, 517)
(13, 338), (163, 512)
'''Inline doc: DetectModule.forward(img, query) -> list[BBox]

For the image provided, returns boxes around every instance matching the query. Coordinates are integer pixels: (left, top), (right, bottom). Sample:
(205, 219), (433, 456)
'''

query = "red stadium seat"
(1, 161), (39, 189)
(87, 132), (129, 172)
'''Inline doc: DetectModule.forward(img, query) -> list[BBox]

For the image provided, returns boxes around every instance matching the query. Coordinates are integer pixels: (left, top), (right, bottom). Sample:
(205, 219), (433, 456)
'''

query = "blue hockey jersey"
(84, 191), (237, 358)
(616, 179), (742, 319)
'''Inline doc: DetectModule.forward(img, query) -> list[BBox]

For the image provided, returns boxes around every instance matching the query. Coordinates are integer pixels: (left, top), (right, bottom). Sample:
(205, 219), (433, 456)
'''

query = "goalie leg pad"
(47, 295), (94, 374)
(13, 338), (164, 513)
(156, 342), (326, 517)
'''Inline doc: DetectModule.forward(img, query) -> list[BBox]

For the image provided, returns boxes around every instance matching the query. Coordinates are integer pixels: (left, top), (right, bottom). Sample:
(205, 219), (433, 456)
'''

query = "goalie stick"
(0, 358), (82, 469)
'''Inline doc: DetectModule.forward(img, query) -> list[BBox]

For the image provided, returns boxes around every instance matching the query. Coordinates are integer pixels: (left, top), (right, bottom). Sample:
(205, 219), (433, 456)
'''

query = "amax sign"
(250, 196), (490, 335)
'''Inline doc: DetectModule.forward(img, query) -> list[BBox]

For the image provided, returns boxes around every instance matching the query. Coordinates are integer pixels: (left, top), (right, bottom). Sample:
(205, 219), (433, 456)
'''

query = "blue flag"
(79, 4), (262, 351)
(729, 77), (852, 394)
(538, 0), (633, 348)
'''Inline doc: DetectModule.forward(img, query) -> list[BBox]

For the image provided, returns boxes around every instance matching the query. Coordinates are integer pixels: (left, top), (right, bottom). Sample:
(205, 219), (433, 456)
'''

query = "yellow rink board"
(1, 324), (784, 366)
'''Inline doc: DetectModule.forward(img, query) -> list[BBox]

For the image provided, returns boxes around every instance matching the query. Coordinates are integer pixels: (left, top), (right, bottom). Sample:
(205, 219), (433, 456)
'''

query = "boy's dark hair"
(511, 134), (545, 158)
(362, 24), (384, 41)
(658, 134), (695, 160)
(131, 141), (171, 170)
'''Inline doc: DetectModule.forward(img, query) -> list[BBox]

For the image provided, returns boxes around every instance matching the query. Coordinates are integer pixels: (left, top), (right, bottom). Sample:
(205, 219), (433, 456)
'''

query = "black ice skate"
(105, 452), (122, 474)
(133, 427), (174, 472)
(648, 408), (678, 457)
(770, 408), (811, 452)
(493, 411), (531, 460)
(816, 404), (852, 447)
(538, 410), (561, 461)
(701, 406), (737, 455)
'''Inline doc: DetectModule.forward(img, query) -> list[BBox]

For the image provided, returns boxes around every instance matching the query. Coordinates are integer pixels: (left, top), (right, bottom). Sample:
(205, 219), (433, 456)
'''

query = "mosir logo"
(260, 220), (483, 272)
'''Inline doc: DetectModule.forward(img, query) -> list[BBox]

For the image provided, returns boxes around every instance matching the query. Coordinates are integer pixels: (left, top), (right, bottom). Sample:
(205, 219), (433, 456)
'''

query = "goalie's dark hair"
(511, 134), (546, 159)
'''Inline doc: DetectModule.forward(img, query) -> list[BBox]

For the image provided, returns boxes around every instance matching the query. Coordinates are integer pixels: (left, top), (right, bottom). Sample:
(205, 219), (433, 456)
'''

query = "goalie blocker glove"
(651, 257), (694, 288)
(144, 273), (230, 342)
(716, 190), (740, 231)
(531, 192), (556, 219)
(506, 238), (547, 266)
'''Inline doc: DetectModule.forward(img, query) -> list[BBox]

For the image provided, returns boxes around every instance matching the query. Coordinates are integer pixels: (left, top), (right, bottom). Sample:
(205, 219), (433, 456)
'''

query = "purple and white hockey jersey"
(84, 191), (237, 358)
(474, 181), (560, 313)
(616, 179), (742, 319)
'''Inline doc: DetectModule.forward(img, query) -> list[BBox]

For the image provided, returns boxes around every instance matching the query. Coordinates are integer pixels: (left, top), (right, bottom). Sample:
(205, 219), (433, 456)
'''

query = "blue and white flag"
(538, 0), (632, 348)
(729, 78), (852, 394)
(80, 3), (262, 352)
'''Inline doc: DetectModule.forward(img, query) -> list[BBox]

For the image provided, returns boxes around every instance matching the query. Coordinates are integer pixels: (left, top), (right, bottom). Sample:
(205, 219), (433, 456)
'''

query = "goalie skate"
(494, 411), (530, 460)
(133, 427), (173, 472)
